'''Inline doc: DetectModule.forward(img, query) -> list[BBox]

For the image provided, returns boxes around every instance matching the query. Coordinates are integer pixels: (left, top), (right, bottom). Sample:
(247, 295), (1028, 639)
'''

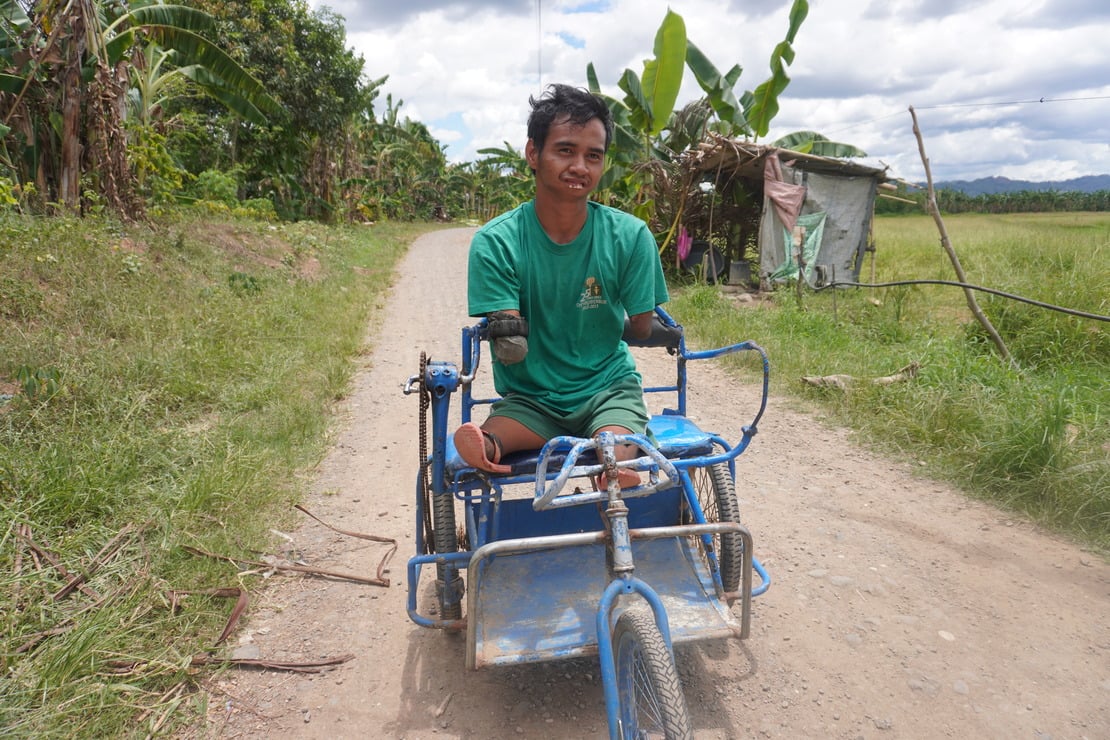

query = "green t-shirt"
(468, 200), (669, 414)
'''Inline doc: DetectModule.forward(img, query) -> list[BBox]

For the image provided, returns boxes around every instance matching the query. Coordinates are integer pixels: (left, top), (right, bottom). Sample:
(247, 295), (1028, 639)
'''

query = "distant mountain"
(934, 175), (1110, 196)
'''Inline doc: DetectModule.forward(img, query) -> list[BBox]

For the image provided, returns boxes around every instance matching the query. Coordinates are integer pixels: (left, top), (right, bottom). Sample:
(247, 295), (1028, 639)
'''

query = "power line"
(816, 280), (1109, 323)
(914, 94), (1110, 110)
(824, 94), (1110, 137)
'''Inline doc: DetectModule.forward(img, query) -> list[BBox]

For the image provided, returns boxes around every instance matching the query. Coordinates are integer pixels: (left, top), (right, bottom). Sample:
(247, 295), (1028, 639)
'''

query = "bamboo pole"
(909, 107), (1011, 363)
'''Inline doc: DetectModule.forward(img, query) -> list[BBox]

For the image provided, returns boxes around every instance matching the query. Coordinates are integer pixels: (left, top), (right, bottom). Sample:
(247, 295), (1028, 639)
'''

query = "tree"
(0, 0), (280, 217)
(179, 0), (376, 219)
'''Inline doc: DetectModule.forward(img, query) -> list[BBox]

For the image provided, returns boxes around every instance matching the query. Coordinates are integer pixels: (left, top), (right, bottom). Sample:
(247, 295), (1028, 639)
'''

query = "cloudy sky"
(309, 0), (1110, 183)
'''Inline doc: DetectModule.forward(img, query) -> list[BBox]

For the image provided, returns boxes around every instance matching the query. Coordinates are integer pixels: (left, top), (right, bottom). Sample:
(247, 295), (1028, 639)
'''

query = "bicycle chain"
(417, 352), (435, 553)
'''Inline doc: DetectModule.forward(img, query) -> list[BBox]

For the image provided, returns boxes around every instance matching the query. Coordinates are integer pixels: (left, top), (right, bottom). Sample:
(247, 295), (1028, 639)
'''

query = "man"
(454, 84), (669, 488)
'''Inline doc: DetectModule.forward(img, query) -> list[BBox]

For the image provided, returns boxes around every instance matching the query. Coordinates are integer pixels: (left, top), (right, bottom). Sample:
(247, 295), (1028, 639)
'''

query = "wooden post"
(909, 107), (1011, 363)
(793, 225), (806, 308)
(868, 220), (877, 284)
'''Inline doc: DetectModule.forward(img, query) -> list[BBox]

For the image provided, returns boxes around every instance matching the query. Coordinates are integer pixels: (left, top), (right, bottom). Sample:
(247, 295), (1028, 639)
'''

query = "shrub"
(191, 169), (239, 206)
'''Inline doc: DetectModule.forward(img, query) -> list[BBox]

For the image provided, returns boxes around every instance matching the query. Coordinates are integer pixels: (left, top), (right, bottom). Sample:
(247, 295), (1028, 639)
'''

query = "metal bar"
(465, 530), (609, 670)
(752, 556), (771, 597)
(413, 470), (427, 554)
(685, 341), (769, 428)
(533, 433), (680, 511)
(624, 522), (754, 639)
(406, 552), (471, 630)
(596, 576), (676, 740)
(596, 578), (626, 740)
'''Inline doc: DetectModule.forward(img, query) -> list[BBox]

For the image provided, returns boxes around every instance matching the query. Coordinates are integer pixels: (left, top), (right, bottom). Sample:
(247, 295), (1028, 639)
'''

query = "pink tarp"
(763, 154), (806, 232)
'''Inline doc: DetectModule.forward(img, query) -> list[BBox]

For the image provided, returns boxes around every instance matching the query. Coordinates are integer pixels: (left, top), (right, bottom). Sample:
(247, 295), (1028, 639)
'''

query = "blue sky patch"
(558, 31), (586, 49)
(562, 1), (611, 14)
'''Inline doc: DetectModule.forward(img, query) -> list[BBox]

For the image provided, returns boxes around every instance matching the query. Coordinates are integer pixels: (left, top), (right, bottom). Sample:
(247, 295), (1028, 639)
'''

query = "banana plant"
(475, 141), (529, 178)
(745, 0), (810, 139)
(111, 5), (281, 126)
(586, 9), (686, 194)
(622, 8), (686, 140)
(684, 39), (748, 137)
(0, 0), (280, 216)
(585, 2), (866, 256)
(771, 130), (867, 158)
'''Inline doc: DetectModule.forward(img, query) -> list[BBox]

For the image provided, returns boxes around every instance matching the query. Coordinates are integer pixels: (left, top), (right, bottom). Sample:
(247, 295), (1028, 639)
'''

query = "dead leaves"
(9, 506), (394, 677)
(171, 505), (396, 672)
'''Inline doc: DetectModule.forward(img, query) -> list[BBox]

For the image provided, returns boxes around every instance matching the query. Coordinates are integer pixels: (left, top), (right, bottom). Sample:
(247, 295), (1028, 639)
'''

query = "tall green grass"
(671, 212), (1108, 551)
(0, 211), (419, 736)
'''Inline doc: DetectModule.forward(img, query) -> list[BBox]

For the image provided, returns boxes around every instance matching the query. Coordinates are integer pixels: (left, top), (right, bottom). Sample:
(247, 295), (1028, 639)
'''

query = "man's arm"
(487, 309), (529, 365)
(622, 311), (682, 350)
(626, 310), (655, 340)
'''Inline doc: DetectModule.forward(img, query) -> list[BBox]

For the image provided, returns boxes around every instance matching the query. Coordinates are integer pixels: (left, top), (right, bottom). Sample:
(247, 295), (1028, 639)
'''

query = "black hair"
(526, 84), (614, 154)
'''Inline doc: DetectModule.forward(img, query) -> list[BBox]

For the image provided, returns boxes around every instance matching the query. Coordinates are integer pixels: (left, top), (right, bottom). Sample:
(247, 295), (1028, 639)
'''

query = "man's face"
(525, 116), (607, 202)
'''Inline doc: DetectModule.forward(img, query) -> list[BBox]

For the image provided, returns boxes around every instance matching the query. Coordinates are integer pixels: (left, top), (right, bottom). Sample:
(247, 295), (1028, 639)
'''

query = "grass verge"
(670, 212), (1108, 553)
(0, 210), (424, 736)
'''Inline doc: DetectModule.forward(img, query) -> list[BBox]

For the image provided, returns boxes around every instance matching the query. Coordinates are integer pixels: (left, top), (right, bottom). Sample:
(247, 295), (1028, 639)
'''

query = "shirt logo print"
(577, 276), (606, 311)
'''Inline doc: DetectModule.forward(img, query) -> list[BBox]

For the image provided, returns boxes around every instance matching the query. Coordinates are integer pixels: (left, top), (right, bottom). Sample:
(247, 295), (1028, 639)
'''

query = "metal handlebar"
(533, 432), (680, 511)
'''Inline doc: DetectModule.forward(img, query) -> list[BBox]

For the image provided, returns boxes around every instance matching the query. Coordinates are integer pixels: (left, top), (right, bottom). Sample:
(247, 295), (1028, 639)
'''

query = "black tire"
(431, 490), (462, 621)
(688, 462), (743, 593)
(613, 608), (693, 740)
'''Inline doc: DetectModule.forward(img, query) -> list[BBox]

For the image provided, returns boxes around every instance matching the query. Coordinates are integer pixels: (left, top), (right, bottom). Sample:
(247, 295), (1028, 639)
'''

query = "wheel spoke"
(613, 608), (692, 740)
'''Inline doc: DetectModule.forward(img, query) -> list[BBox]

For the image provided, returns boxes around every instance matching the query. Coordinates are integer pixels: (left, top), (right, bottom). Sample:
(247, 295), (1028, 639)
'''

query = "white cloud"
(313, 0), (1110, 181)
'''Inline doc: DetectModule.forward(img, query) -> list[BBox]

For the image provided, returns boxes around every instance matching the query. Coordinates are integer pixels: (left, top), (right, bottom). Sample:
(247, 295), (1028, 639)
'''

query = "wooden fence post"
(909, 106), (1012, 363)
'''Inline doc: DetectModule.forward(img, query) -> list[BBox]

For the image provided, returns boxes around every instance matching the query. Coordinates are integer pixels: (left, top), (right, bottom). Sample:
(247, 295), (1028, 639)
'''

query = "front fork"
(594, 432), (676, 740)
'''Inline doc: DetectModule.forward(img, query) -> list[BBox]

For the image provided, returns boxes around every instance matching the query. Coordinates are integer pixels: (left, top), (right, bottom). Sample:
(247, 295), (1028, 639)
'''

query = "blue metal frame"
(403, 309), (773, 739)
(596, 576), (671, 740)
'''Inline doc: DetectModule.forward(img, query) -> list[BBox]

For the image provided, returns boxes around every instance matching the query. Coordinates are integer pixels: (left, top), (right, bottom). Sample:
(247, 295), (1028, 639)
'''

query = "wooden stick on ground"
(182, 545), (391, 588)
(294, 504), (398, 586)
(15, 526), (101, 600)
(51, 523), (135, 602)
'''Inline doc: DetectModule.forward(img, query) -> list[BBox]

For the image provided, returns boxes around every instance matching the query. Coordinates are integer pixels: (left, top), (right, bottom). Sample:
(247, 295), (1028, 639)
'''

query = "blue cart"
(404, 307), (771, 739)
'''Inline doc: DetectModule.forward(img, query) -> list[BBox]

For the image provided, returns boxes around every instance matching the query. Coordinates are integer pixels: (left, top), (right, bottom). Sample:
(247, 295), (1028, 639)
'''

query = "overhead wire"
(815, 279), (1109, 322)
(823, 94), (1110, 138)
(913, 94), (1110, 110)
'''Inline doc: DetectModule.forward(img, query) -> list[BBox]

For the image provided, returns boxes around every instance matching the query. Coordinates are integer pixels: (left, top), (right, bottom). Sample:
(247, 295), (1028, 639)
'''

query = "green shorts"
(489, 375), (649, 441)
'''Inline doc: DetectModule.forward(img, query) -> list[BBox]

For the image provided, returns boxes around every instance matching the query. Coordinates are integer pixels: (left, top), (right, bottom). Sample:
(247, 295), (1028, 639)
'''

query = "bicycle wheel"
(431, 490), (462, 621)
(613, 608), (693, 740)
(688, 462), (743, 593)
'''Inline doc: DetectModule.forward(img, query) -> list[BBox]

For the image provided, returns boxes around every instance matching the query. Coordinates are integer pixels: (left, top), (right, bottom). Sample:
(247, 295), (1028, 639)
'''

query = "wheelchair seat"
(444, 412), (718, 479)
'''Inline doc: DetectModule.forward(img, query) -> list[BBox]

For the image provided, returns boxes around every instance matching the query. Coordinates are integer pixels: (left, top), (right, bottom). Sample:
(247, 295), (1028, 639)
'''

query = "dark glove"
(622, 314), (683, 351)
(488, 311), (529, 365)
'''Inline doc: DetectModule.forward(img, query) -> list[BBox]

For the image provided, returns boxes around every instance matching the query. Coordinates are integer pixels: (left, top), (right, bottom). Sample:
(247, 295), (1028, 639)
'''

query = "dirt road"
(203, 228), (1109, 739)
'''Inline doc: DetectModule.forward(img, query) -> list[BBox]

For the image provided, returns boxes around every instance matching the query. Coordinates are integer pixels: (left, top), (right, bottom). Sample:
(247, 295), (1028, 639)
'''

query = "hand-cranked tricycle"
(404, 307), (771, 739)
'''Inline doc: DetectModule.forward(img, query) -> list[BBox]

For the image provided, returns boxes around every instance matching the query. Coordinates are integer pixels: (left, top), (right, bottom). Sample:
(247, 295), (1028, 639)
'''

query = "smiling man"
(454, 84), (670, 487)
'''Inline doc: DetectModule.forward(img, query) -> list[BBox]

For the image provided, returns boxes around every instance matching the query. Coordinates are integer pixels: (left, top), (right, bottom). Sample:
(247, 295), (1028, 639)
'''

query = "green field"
(671, 212), (1108, 551)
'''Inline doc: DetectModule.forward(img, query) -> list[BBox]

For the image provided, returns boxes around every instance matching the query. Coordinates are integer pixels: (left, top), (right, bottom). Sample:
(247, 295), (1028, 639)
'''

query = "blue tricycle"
(404, 307), (770, 739)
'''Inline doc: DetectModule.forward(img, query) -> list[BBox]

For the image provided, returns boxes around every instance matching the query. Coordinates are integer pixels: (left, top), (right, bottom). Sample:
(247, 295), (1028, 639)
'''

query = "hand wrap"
(488, 311), (529, 364)
(622, 314), (683, 352)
